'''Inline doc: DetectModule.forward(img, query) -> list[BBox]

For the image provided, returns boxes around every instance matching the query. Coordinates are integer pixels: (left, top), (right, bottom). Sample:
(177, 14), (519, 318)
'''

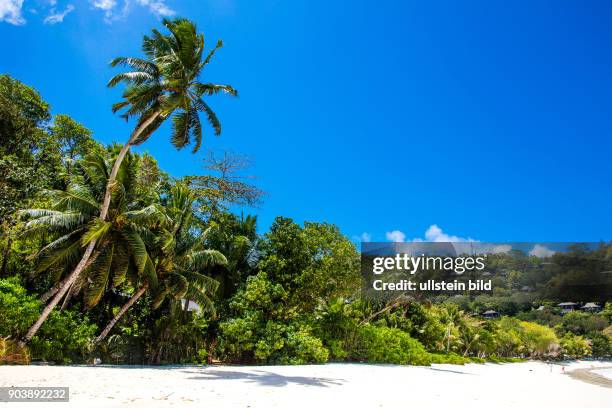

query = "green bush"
(275, 328), (329, 364)
(0, 277), (97, 363)
(560, 312), (608, 336)
(587, 331), (612, 357)
(354, 325), (431, 365)
(218, 273), (329, 364)
(560, 332), (592, 359)
(0, 277), (40, 335)
(30, 311), (97, 364)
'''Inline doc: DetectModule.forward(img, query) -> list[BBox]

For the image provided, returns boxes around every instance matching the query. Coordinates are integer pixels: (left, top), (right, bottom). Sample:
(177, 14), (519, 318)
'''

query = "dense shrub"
(496, 317), (559, 357)
(0, 277), (97, 363)
(30, 311), (97, 364)
(559, 311), (608, 336)
(587, 331), (612, 357)
(218, 273), (328, 364)
(354, 325), (431, 365)
(560, 333), (591, 358)
(0, 277), (40, 335)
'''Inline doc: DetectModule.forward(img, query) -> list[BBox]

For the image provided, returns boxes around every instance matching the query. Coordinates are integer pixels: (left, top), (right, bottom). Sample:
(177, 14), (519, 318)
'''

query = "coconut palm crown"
(108, 17), (238, 152)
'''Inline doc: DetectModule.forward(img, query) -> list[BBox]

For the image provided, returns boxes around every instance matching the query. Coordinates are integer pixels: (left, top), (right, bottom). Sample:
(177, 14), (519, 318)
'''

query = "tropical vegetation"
(0, 18), (610, 366)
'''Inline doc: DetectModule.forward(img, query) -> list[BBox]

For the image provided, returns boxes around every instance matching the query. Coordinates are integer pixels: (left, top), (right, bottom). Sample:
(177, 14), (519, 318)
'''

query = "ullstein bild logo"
(360, 242), (612, 300)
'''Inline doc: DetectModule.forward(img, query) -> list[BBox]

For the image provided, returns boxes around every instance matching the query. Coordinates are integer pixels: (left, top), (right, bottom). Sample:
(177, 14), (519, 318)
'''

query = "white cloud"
(0, 0), (25, 25)
(360, 232), (371, 243)
(421, 224), (476, 242)
(44, 4), (74, 24)
(90, 0), (174, 22)
(529, 244), (555, 258)
(386, 230), (406, 243)
(385, 224), (476, 244)
(91, 0), (116, 10)
(136, 0), (174, 16)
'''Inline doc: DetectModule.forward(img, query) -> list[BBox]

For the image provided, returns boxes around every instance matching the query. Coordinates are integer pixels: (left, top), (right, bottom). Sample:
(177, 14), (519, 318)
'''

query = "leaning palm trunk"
(40, 248), (104, 303)
(20, 241), (96, 346)
(21, 111), (161, 345)
(94, 284), (148, 344)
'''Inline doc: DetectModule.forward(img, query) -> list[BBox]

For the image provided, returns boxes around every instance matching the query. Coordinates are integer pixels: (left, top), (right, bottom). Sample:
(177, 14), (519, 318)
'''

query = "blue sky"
(1, 0), (611, 243)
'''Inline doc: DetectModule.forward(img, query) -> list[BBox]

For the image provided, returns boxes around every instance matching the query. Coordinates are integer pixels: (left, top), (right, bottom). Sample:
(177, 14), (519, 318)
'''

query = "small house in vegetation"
(558, 302), (579, 314)
(482, 310), (500, 319)
(180, 299), (201, 313)
(581, 302), (602, 313)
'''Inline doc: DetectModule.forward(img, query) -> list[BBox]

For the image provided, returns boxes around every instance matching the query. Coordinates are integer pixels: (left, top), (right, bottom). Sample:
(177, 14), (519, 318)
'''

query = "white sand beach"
(0, 361), (610, 407)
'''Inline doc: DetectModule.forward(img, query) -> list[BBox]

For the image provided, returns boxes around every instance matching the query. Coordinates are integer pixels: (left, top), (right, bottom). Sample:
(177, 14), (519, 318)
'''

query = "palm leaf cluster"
(109, 18), (237, 152)
(21, 149), (162, 307)
(22, 151), (227, 336)
(151, 183), (227, 317)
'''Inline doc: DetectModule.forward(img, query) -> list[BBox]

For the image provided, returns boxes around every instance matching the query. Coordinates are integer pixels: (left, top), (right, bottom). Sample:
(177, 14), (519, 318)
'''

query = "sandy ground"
(0, 361), (611, 407)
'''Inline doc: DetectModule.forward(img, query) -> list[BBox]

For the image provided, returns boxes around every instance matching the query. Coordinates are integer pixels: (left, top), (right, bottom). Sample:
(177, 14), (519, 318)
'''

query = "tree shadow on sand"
(182, 369), (344, 387)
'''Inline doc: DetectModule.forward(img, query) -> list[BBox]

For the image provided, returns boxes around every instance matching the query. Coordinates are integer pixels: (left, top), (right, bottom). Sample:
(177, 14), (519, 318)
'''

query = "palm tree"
(20, 150), (160, 343)
(206, 212), (259, 299)
(94, 183), (226, 344)
(21, 18), (236, 344)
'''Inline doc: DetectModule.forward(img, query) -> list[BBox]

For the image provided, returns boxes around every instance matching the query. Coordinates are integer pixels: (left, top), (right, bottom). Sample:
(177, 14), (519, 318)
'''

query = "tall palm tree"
(21, 18), (237, 344)
(94, 183), (226, 344)
(20, 150), (160, 343)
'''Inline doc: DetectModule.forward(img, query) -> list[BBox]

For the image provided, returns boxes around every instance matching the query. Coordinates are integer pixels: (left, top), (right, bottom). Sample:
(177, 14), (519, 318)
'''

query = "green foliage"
(30, 310), (97, 364)
(0, 277), (96, 363)
(258, 217), (360, 313)
(559, 332), (592, 358)
(496, 317), (559, 357)
(559, 311), (608, 336)
(586, 331), (612, 357)
(218, 272), (328, 364)
(428, 352), (471, 364)
(0, 277), (40, 334)
(354, 325), (431, 365)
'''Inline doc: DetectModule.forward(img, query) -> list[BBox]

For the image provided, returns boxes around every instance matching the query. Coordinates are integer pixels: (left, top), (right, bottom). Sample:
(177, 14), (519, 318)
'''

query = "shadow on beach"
(427, 367), (475, 375)
(182, 368), (344, 387)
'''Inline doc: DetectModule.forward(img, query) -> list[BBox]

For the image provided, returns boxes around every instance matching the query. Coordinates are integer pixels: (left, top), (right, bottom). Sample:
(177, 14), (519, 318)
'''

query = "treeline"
(1, 18), (611, 366)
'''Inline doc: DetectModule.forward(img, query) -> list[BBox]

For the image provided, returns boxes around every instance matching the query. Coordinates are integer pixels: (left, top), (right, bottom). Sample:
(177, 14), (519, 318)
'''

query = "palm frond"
(194, 98), (221, 135)
(203, 39), (223, 67)
(186, 249), (227, 270)
(84, 244), (114, 307)
(37, 239), (82, 272)
(181, 271), (219, 293)
(122, 204), (165, 226)
(185, 286), (216, 317)
(193, 83), (238, 97)
(111, 245), (130, 288)
(122, 228), (148, 275)
(167, 272), (189, 299)
(109, 57), (159, 76)
(81, 220), (112, 246)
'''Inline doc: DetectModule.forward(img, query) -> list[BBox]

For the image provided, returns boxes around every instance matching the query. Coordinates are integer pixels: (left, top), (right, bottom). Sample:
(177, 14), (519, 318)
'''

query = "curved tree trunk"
(20, 240), (96, 346)
(40, 248), (103, 303)
(60, 281), (78, 311)
(94, 284), (148, 344)
(21, 110), (162, 345)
